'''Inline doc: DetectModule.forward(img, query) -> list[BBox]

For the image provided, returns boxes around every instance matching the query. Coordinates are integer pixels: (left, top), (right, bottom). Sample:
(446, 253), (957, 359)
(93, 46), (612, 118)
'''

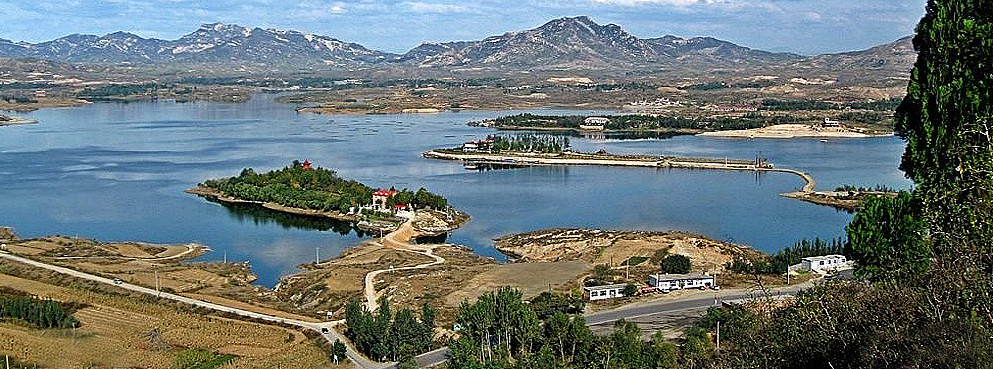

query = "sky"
(0, 0), (926, 55)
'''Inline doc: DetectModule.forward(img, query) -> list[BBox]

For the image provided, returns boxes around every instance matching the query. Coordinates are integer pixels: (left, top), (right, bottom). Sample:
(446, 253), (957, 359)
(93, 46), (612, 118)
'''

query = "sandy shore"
(698, 124), (892, 139)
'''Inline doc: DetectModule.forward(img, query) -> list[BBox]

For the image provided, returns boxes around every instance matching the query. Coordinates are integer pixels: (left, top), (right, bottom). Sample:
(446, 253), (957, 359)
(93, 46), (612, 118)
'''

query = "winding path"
(364, 219), (447, 311)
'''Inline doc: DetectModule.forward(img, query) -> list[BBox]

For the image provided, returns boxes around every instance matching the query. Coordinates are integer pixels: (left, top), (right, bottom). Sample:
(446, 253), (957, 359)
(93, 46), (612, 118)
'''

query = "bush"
(659, 255), (691, 274)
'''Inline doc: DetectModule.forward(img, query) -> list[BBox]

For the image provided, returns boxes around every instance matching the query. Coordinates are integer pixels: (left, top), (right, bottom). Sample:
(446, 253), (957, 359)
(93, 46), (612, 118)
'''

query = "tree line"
(486, 134), (571, 153)
(448, 287), (713, 369)
(344, 296), (435, 363)
(725, 237), (848, 275)
(0, 296), (79, 329)
(202, 161), (449, 213)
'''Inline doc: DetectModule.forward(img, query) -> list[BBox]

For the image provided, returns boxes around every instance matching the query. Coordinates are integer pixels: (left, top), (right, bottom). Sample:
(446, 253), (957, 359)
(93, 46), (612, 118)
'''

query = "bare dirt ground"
(698, 123), (892, 138)
(495, 229), (762, 272)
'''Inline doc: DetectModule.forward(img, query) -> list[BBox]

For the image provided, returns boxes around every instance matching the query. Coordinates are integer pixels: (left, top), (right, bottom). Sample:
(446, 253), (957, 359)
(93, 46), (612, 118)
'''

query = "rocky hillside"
(396, 16), (802, 69)
(0, 17), (915, 74)
(0, 23), (393, 66)
(794, 36), (916, 72)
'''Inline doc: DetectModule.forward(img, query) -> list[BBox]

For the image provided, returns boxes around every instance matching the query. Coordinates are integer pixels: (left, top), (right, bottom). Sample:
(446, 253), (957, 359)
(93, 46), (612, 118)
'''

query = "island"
(186, 160), (467, 233)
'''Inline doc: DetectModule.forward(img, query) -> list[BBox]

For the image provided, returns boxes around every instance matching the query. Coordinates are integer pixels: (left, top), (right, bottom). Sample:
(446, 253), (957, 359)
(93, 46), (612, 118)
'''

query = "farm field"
(0, 271), (348, 369)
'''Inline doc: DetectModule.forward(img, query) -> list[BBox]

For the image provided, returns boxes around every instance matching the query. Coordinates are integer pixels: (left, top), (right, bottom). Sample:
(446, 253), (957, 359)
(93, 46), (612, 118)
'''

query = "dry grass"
(0, 272), (343, 369)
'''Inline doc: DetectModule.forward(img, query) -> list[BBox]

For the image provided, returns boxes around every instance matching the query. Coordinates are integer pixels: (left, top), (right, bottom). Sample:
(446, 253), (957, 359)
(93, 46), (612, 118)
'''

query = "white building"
(583, 283), (628, 301)
(580, 117), (610, 130)
(795, 255), (848, 273)
(647, 273), (716, 292)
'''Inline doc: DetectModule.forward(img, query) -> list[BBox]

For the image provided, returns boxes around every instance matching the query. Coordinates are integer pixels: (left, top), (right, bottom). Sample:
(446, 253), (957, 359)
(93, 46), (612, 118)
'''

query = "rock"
(0, 227), (17, 240)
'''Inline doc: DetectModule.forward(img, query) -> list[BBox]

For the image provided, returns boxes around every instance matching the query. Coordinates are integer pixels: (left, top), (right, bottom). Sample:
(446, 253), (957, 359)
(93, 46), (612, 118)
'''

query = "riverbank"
(698, 124), (893, 139)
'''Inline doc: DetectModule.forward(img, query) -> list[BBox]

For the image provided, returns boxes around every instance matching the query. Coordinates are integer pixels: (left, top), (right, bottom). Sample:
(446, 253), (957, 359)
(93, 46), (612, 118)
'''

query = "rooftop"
(583, 283), (628, 291)
(652, 273), (713, 280)
(802, 254), (846, 262)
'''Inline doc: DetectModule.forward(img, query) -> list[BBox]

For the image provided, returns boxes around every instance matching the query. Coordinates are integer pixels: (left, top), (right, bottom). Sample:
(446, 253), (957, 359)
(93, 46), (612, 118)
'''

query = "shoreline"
(474, 124), (704, 135)
(697, 124), (893, 139)
(185, 186), (362, 223)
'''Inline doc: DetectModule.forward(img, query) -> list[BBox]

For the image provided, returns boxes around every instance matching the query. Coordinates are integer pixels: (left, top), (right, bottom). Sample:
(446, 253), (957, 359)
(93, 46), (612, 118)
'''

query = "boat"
(820, 139), (828, 143)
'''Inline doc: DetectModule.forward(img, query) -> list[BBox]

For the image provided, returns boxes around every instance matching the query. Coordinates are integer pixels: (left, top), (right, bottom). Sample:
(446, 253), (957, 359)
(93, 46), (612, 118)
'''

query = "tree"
(591, 264), (614, 285)
(895, 0), (993, 268)
(846, 192), (930, 280)
(659, 254), (691, 274)
(622, 283), (639, 298)
(332, 339), (347, 365)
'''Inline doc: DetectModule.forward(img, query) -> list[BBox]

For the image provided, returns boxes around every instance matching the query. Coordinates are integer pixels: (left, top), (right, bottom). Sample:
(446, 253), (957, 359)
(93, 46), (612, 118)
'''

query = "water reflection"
(206, 197), (372, 237)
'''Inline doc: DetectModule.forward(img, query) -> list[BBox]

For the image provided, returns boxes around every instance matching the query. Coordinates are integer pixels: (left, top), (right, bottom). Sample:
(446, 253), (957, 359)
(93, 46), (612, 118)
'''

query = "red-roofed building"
(372, 190), (398, 210)
(302, 160), (312, 170)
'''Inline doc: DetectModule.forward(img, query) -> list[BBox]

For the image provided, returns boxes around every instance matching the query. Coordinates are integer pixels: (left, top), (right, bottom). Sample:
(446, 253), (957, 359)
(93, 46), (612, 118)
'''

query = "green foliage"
(174, 349), (236, 369)
(0, 295), (78, 328)
(448, 288), (688, 369)
(343, 297), (435, 361)
(622, 283), (639, 298)
(528, 291), (585, 320)
(725, 237), (848, 275)
(658, 254), (691, 274)
(485, 134), (570, 153)
(895, 0), (993, 272)
(202, 162), (449, 213)
(710, 3), (993, 367)
(846, 191), (930, 280)
(331, 339), (347, 364)
(707, 282), (993, 368)
(623, 256), (648, 266)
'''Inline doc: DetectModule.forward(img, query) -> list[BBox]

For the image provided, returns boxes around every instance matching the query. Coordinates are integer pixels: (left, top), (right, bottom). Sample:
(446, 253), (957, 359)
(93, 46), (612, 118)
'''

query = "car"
(321, 327), (329, 334)
(113, 278), (123, 285)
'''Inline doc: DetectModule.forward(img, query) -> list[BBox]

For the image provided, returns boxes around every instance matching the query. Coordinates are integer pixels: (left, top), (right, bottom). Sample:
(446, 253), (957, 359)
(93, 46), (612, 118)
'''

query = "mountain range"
(0, 16), (914, 71)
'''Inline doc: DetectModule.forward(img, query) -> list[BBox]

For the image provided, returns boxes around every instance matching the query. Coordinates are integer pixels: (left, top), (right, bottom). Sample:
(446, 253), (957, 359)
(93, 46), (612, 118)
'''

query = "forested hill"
(200, 161), (448, 213)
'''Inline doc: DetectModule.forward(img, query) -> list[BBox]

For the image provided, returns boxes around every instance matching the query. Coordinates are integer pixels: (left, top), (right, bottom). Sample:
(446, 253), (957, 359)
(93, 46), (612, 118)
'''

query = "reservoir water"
(0, 94), (912, 286)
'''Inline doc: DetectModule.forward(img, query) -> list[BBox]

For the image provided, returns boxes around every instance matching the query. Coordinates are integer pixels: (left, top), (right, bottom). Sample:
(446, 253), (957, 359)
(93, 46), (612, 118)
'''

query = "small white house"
(647, 273), (715, 292)
(584, 283), (628, 301)
(580, 117), (610, 130)
(797, 255), (848, 273)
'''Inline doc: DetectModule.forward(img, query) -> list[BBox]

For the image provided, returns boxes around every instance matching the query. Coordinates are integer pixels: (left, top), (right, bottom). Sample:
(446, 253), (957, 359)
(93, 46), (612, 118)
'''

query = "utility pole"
(716, 321), (721, 351)
(155, 269), (160, 297)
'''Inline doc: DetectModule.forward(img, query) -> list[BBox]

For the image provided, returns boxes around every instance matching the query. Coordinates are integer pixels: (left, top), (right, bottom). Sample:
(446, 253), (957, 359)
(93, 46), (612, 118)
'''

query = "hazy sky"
(1, 0), (926, 55)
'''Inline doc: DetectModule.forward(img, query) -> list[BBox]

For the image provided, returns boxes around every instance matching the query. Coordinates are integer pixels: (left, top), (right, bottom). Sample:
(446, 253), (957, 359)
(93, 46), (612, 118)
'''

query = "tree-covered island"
(188, 161), (453, 229)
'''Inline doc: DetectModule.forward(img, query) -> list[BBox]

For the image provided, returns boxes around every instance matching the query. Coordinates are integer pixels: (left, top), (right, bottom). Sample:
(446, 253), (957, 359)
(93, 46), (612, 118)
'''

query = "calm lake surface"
(0, 94), (912, 286)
